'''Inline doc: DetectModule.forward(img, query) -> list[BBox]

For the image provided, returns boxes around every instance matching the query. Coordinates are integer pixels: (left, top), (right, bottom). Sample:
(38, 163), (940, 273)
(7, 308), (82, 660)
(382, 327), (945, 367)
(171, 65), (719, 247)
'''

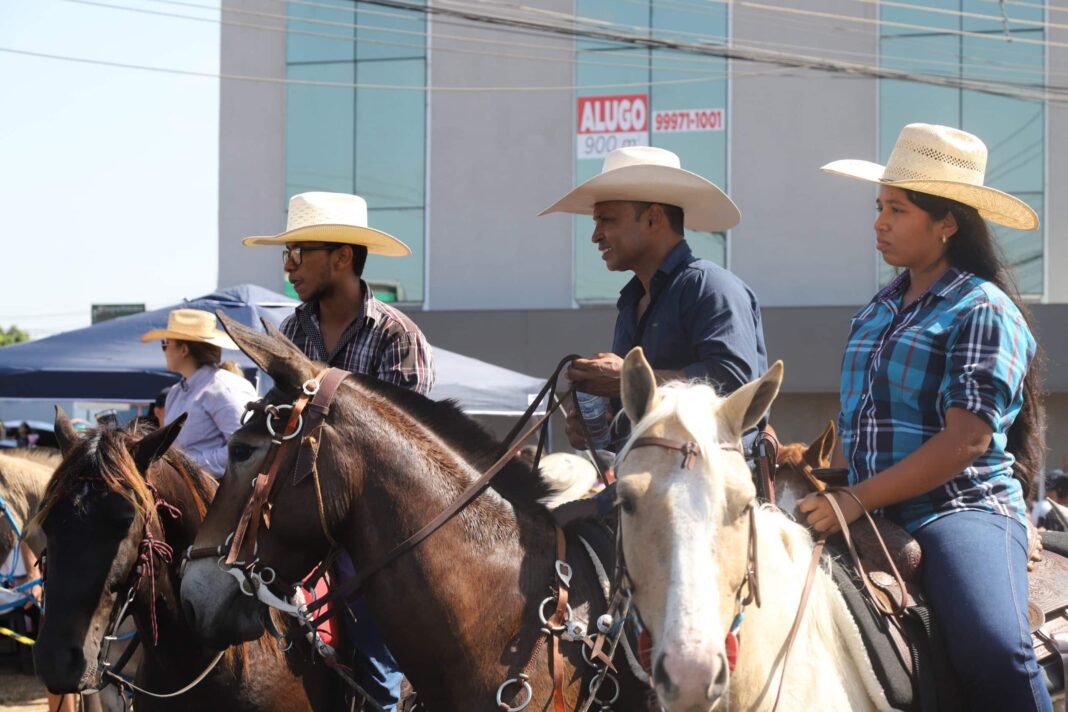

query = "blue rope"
(0, 493), (25, 588)
(0, 577), (42, 615)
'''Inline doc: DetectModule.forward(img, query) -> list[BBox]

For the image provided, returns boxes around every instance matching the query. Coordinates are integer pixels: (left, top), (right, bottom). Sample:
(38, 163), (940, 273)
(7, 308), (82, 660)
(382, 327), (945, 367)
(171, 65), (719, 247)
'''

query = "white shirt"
(164, 365), (257, 477)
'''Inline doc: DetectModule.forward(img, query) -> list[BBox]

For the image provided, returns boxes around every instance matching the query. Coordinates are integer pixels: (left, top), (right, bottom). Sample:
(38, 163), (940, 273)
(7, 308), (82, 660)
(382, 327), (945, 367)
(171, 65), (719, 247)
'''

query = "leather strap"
(293, 368), (351, 485)
(226, 389), (314, 565)
(822, 488), (907, 617)
(629, 437), (718, 470)
(753, 429), (778, 505)
(305, 393), (566, 615)
(549, 528), (568, 712)
(772, 534), (827, 711)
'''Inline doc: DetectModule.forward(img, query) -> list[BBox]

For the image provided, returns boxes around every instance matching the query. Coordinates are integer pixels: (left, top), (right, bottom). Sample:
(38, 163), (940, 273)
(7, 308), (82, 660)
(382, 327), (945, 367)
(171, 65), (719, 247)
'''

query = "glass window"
(574, 0), (730, 303)
(285, 1), (426, 303)
(878, 2), (1045, 296)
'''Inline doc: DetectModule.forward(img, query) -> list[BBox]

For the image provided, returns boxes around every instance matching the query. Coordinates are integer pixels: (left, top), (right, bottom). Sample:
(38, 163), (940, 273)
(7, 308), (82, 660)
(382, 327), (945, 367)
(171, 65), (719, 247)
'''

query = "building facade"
(218, 0), (1068, 456)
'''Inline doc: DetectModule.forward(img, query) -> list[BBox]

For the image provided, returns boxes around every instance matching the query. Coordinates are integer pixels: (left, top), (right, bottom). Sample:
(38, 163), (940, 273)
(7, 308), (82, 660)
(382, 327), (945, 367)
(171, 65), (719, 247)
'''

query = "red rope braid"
(136, 486), (181, 645)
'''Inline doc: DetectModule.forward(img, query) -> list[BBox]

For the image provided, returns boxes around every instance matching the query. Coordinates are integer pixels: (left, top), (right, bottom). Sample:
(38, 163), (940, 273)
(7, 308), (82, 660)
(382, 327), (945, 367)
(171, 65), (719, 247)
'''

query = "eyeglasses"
(160, 339), (169, 352)
(282, 245), (339, 267)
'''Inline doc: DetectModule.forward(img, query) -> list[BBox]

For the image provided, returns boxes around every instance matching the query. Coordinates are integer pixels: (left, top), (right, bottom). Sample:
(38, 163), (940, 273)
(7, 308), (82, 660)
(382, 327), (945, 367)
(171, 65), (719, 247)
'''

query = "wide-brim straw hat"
(243, 192), (412, 257)
(539, 146), (740, 232)
(821, 123), (1038, 231)
(140, 309), (240, 350)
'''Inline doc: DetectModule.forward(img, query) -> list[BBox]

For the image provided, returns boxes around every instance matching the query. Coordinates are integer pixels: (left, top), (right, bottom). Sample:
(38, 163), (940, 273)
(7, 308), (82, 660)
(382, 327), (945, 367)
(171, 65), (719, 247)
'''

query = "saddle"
(828, 510), (1068, 711)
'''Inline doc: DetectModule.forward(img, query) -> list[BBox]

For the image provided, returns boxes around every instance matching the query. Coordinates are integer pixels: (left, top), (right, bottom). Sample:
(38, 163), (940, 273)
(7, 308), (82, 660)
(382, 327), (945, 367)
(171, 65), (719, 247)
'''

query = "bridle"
(609, 435), (762, 680)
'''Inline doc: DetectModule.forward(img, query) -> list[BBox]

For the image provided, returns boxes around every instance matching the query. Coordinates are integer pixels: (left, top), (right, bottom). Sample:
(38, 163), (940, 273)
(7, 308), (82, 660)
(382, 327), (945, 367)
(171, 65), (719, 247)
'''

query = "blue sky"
(0, 0), (221, 337)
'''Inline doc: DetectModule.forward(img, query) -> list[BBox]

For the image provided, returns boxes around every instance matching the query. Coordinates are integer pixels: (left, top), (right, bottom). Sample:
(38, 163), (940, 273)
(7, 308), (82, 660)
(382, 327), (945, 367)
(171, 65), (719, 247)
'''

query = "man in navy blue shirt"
(541, 146), (768, 452)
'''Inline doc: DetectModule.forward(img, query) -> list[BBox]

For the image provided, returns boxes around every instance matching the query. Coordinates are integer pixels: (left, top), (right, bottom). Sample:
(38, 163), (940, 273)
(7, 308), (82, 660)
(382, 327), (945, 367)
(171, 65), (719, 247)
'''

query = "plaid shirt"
(839, 267), (1034, 532)
(280, 282), (434, 395)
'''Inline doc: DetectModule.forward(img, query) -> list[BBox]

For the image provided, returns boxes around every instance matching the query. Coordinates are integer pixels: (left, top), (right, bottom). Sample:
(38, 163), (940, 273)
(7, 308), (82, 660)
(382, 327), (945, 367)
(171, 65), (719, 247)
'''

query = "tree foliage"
(0, 325), (29, 347)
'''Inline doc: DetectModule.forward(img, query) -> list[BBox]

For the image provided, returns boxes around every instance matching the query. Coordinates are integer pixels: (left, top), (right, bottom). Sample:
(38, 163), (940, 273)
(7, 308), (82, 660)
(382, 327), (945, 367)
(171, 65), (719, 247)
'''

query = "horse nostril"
(707, 652), (729, 700)
(653, 653), (679, 700)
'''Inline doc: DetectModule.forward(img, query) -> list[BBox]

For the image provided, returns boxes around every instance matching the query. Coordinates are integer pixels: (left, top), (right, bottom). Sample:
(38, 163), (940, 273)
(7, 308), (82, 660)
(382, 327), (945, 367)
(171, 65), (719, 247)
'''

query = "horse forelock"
(36, 426), (156, 530)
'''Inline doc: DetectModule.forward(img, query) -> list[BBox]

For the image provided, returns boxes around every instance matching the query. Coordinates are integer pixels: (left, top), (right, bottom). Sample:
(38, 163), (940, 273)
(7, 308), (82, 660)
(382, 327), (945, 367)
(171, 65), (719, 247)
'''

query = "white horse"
(613, 347), (892, 712)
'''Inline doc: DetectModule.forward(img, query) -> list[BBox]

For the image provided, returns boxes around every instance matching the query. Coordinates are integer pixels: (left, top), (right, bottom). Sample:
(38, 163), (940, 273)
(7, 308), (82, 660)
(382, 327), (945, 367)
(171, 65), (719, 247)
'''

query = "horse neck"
(346, 424), (558, 698)
(733, 508), (879, 710)
(0, 456), (51, 557)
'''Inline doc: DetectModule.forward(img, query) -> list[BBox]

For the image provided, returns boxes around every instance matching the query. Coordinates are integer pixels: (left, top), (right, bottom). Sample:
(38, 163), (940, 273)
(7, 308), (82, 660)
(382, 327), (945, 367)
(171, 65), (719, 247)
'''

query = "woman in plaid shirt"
(799, 124), (1050, 711)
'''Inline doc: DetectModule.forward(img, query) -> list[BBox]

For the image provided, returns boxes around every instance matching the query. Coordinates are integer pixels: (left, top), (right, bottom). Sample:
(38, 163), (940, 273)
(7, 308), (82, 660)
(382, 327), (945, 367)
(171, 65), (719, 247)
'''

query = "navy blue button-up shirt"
(612, 240), (768, 396)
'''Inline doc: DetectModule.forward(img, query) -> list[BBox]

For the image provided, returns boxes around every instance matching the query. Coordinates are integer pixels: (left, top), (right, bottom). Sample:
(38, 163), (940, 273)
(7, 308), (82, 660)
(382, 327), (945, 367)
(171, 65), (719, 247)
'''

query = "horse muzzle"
(654, 650), (730, 712)
(180, 557), (265, 648)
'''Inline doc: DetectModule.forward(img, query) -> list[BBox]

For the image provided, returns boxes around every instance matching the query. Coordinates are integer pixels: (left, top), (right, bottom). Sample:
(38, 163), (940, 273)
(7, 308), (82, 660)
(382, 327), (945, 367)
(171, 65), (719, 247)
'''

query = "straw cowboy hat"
(243, 192), (411, 257)
(540, 146), (740, 232)
(821, 123), (1039, 231)
(140, 309), (239, 350)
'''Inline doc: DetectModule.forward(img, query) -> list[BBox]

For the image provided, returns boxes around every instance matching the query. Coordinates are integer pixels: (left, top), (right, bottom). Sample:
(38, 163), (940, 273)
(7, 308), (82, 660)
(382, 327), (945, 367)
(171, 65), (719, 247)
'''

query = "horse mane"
(341, 374), (555, 511)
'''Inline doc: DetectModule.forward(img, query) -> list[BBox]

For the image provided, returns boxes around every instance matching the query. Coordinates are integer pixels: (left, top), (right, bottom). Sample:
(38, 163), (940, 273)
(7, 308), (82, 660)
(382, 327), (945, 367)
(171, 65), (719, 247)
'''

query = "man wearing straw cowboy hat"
(539, 146), (768, 452)
(244, 191), (433, 711)
(244, 191), (434, 396)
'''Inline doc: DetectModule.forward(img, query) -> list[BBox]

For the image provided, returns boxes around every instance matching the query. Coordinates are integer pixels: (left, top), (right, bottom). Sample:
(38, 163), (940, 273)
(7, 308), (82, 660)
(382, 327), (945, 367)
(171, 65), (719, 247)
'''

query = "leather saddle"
(824, 506), (1068, 711)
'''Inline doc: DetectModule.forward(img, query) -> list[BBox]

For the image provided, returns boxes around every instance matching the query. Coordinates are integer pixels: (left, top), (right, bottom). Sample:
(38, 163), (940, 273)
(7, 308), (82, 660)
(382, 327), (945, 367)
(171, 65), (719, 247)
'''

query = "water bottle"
(575, 391), (612, 451)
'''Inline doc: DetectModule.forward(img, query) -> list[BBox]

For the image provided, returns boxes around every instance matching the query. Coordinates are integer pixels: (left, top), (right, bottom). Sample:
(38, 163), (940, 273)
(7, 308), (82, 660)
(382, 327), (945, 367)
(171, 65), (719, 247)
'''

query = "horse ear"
(802, 419), (837, 469)
(131, 413), (187, 473)
(621, 347), (660, 425)
(215, 311), (317, 392)
(54, 405), (80, 457)
(717, 361), (784, 442)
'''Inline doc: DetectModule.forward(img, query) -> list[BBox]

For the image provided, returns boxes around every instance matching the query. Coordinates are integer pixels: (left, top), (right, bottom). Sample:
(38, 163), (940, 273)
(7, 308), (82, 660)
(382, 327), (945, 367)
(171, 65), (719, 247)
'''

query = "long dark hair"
(906, 189), (1045, 499)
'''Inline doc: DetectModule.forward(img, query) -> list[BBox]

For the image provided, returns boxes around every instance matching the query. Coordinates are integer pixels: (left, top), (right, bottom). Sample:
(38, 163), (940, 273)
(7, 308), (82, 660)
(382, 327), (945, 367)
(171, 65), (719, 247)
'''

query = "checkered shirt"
(280, 283), (434, 395)
(839, 267), (1034, 532)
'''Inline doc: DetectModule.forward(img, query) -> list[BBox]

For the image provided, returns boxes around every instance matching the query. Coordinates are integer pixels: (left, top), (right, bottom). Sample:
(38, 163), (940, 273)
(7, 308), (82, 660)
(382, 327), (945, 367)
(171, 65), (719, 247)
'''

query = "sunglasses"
(282, 245), (339, 267)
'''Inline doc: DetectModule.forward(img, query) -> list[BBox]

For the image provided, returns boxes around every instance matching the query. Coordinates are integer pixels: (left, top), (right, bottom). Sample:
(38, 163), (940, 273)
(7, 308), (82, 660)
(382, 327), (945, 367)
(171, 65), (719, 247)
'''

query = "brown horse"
(33, 413), (312, 712)
(181, 317), (649, 710)
(773, 421), (840, 519)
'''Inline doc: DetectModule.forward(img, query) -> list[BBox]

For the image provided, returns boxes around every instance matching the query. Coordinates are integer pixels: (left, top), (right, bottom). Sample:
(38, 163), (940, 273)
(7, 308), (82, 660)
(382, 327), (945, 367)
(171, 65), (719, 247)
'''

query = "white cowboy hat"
(539, 146), (740, 232)
(821, 123), (1038, 231)
(243, 192), (412, 256)
(140, 309), (239, 350)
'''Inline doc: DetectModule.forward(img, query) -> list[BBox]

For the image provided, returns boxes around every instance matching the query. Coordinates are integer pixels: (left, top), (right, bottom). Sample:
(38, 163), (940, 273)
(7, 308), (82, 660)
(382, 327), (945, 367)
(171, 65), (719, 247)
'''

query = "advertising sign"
(652, 108), (725, 133)
(577, 94), (649, 160)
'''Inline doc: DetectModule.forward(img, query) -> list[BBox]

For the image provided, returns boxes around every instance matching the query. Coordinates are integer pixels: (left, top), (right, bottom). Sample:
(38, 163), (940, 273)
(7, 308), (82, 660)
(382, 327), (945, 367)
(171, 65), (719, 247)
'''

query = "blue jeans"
(335, 554), (403, 711)
(913, 511), (1052, 712)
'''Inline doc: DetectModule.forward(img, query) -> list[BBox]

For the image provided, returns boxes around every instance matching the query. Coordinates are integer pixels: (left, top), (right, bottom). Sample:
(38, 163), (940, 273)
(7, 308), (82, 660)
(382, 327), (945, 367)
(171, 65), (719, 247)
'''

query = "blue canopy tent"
(0, 285), (544, 415)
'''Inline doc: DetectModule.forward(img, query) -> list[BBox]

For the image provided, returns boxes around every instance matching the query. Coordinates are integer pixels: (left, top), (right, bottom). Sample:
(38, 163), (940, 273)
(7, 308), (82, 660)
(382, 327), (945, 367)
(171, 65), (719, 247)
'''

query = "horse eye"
(618, 496), (635, 515)
(230, 442), (255, 462)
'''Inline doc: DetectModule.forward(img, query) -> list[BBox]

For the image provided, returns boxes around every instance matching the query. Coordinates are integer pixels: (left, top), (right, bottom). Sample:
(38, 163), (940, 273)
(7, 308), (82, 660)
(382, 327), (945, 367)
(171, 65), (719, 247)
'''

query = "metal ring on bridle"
(239, 574), (257, 597)
(302, 378), (321, 396)
(265, 404), (302, 441)
(495, 674), (533, 712)
(538, 596), (572, 632)
(257, 567), (276, 586)
(589, 670), (620, 704)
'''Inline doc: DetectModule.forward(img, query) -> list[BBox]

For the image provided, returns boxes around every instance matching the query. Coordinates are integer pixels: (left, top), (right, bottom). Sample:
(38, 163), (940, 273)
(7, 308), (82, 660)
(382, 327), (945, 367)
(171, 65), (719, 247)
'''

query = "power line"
(351, 0), (1068, 102)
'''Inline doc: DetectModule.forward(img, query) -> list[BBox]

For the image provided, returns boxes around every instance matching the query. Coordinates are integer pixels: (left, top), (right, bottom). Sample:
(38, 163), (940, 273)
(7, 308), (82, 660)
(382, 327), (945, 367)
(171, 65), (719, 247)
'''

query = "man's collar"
(617, 239), (693, 304)
(295, 280), (380, 325)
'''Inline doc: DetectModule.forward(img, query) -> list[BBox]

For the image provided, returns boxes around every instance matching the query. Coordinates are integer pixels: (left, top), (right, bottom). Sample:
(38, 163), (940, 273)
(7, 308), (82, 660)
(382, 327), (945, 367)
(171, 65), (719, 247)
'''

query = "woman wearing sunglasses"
(140, 309), (257, 478)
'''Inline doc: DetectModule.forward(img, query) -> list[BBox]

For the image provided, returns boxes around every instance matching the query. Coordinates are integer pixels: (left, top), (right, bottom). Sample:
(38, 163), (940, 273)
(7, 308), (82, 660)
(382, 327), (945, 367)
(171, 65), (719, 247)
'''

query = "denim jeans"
(913, 510), (1052, 712)
(335, 554), (403, 712)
